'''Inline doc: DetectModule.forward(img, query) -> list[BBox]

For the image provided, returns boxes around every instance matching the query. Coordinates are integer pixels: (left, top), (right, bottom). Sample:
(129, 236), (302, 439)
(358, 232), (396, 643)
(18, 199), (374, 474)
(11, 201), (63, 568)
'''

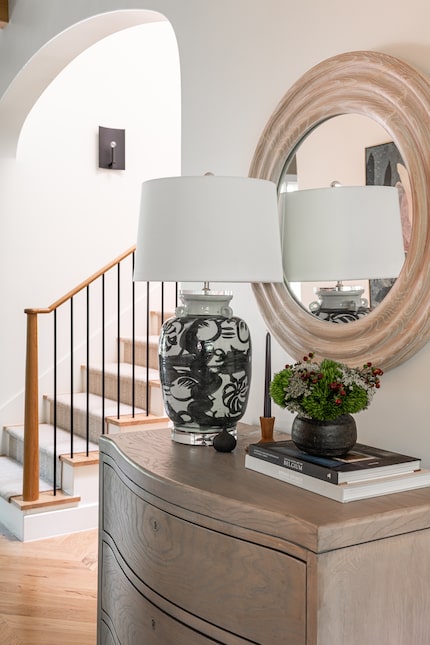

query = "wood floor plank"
(0, 524), (98, 645)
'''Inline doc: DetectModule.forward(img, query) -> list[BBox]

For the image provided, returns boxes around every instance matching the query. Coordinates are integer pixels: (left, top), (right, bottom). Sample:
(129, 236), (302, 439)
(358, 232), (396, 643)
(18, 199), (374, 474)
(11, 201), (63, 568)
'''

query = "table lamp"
(134, 175), (283, 445)
(281, 185), (405, 318)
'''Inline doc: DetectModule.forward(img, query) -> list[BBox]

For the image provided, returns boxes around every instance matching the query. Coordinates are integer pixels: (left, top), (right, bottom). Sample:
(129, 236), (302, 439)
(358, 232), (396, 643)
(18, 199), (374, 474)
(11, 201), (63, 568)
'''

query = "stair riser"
(44, 389), (164, 438)
(150, 310), (175, 335)
(121, 339), (159, 370)
(44, 399), (107, 445)
(83, 368), (164, 416)
(86, 371), (150, 410)
(8, 435), (61, 489)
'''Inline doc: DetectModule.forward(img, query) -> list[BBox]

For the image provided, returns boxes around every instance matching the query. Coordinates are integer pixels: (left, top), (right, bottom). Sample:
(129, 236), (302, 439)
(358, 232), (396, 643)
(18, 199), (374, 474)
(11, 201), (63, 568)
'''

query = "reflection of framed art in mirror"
(365, 141), (410, 309)
(365, 141), (403, 188)
(366, 141), (412, 253)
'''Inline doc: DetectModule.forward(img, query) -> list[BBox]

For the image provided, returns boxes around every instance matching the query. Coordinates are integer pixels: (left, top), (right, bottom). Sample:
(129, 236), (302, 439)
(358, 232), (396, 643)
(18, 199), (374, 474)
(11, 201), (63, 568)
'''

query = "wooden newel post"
(23, 311), (40, 501)
(0, 0), (9, 27)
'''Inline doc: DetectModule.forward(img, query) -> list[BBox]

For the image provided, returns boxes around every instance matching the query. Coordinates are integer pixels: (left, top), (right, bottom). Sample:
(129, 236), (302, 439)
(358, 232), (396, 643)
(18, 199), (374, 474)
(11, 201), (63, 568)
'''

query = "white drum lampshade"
(282, 185), (405, 282)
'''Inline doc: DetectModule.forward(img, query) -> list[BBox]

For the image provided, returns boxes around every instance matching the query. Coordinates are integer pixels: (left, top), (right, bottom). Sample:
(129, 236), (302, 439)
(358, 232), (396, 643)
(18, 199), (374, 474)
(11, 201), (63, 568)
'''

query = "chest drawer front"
(101, 542), (217, 644)
(99, 620), (116, 645)
(103, 463), (306, 644)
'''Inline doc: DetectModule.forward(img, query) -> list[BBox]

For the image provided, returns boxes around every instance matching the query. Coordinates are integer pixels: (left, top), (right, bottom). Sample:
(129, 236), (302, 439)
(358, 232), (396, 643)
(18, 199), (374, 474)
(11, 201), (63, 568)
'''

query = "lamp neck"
(335, 280), (344, 291)
(176, 290), (234, 318)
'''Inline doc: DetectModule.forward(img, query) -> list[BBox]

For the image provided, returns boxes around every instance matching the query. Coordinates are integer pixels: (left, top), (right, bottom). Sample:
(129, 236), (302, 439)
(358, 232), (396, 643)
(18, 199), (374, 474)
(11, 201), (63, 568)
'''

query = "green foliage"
(269, 369), (292, 407)
(270, 353), (383, 421)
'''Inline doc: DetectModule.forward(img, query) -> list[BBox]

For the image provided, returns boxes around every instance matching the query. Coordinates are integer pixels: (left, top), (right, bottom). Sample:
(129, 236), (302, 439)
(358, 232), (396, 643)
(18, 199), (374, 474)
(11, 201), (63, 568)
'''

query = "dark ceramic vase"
(291, 414), (357, 457)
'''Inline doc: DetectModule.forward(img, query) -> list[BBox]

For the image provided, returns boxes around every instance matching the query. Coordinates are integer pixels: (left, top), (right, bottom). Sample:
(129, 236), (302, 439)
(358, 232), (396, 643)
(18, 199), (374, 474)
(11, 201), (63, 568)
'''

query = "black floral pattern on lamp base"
(159, 314), (251, 440)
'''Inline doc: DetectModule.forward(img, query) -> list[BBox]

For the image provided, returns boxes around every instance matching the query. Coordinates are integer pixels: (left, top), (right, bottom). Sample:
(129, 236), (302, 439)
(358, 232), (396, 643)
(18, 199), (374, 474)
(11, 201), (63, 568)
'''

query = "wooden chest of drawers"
(98, 425), (430, 644)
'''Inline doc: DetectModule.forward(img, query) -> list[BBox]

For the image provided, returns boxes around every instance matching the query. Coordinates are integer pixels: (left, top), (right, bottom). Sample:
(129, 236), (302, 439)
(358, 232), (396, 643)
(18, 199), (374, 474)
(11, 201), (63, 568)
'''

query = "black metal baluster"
(146, 281), (150, 416)
(117, 262), (120, 419)
(132, 253), (136, 416)
(102, 274), (105, 434)
(159, 282), (166, 420)
(53, 309), (57, 496)
(70, 296), (74, 459)
(86, 284), (90, 456)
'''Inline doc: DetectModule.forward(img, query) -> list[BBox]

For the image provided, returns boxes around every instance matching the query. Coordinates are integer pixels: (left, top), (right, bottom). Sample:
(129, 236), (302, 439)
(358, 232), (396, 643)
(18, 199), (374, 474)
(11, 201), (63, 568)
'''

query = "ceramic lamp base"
(172, 426), (238, 446)
(159, 291), (252, 445)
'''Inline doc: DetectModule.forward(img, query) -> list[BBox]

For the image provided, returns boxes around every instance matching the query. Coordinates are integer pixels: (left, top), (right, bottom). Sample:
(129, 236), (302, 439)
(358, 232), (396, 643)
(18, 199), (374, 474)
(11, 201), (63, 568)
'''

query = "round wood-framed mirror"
(249, 50), (430, 370)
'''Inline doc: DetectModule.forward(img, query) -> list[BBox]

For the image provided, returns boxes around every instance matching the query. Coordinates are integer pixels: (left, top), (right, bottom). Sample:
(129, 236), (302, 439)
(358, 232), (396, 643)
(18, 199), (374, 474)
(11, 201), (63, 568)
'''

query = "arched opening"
(0, 10), (177, 156)
(0, 10), (181, 425)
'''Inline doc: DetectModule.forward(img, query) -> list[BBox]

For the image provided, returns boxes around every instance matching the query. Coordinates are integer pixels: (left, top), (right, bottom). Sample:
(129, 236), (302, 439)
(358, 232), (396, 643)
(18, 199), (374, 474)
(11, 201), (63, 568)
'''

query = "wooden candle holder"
(258, 416), (275, 443)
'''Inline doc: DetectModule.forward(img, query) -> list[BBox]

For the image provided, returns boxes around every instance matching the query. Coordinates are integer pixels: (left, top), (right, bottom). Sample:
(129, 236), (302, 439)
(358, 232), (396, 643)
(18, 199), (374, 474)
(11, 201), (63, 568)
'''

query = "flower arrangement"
(270, 352), (383, 421)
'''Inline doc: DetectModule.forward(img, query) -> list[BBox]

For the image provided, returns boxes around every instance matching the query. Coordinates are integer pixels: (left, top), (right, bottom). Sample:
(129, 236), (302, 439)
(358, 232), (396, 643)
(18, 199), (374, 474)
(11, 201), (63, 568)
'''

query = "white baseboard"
(0, 496), (98, 542)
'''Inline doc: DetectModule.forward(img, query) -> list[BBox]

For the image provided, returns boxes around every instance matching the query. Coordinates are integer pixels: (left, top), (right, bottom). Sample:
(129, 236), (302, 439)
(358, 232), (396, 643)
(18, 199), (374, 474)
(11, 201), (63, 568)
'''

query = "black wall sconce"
(99, 126), (125, 170)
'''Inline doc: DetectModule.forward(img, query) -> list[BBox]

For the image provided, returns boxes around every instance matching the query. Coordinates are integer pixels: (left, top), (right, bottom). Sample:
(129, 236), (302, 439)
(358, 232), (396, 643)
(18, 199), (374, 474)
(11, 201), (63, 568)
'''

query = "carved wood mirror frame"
(249, 50), (430, 370)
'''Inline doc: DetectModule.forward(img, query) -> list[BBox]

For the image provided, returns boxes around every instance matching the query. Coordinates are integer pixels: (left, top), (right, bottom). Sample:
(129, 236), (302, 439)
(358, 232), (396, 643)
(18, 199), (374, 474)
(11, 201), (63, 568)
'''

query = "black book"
(247, 440), (421, 485)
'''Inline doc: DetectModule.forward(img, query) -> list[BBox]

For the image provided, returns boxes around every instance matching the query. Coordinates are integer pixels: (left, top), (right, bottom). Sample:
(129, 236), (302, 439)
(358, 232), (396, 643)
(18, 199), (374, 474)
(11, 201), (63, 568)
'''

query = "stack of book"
(245, 439), (430, 502)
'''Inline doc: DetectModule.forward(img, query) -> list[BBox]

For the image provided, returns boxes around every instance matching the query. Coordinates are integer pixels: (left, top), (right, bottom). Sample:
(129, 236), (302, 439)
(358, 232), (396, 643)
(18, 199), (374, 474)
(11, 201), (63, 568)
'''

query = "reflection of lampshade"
(134, 175), (283, 445)
(282, 185), (404, 281)
(281, 185), (405, 315)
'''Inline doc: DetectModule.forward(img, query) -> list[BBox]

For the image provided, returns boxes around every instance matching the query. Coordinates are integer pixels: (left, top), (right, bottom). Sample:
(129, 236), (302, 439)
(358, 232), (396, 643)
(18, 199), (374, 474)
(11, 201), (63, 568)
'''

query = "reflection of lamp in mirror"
(134, 175), (283, 445)
(281, 184), (405, 322)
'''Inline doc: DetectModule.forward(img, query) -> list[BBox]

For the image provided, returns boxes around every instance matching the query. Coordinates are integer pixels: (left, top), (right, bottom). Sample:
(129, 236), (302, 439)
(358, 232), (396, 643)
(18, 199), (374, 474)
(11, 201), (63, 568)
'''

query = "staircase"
(0, 248), (176, 541)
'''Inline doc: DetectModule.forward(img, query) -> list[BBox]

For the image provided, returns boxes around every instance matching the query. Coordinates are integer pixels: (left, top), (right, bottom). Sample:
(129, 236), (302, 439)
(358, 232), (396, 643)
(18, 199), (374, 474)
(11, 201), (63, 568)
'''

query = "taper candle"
(264, 332), (271, 417)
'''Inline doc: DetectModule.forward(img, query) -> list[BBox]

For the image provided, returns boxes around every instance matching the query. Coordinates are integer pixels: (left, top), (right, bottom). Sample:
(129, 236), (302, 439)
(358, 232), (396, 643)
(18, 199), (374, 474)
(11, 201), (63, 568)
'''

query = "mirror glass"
(278, 114), (411, 323)
(249, 50), (430, 370)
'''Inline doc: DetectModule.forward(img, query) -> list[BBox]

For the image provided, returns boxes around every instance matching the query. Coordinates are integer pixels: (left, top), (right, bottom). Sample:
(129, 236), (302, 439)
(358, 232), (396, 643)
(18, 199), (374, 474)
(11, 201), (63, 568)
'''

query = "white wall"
(1, 0), (430, 465)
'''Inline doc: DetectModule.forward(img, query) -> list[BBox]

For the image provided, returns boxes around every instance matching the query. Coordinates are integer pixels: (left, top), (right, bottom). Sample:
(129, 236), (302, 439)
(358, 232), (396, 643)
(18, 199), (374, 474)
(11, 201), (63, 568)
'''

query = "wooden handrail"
(22, 246), (136, 501)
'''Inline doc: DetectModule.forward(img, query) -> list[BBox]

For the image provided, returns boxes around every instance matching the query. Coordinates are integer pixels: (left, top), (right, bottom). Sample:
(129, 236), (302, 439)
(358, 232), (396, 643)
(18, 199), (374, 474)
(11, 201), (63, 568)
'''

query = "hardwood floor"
(0, 523), (98, 644)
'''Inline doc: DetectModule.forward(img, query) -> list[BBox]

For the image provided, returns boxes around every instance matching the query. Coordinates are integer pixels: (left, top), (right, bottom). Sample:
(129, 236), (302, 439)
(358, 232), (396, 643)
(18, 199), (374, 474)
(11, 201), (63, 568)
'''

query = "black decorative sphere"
(213, 428), (237, 452)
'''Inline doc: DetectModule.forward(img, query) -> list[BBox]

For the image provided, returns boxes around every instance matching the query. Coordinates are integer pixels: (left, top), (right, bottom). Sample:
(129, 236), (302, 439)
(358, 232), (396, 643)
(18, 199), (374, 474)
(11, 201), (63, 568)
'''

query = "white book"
(245, 454), (430, 503)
